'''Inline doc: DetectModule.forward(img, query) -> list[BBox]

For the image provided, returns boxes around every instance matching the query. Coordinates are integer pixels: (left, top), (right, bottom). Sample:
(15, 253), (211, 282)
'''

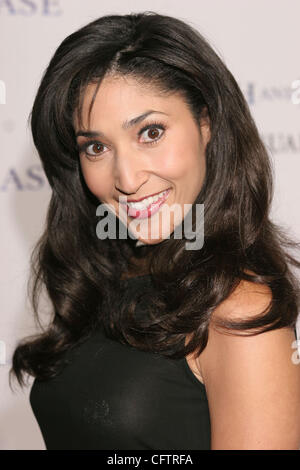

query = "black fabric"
(29, 275), (211, 450)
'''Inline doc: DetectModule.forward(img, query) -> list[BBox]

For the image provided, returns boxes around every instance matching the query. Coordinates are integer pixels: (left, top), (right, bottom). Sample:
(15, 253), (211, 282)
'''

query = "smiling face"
(74, 74), (210, 245)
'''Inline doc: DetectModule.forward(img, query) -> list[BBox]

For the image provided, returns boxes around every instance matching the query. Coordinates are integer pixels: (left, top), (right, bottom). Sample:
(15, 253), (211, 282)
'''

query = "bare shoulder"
(212, 270), (273, 326)
(196, 272), (300, 449)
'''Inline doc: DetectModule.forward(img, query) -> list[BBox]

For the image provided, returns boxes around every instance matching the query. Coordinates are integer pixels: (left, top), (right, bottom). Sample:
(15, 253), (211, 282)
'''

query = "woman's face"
(74, 75), (210, 245)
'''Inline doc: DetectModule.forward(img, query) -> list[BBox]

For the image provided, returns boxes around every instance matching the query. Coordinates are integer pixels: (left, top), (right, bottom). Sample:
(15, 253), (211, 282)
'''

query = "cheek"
(80, 161), (110, 199)
(161, 141), (204, 181)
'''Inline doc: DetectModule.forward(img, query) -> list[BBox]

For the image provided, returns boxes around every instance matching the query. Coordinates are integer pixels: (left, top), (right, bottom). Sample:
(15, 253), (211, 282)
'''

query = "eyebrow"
(75, 110), (168, 138)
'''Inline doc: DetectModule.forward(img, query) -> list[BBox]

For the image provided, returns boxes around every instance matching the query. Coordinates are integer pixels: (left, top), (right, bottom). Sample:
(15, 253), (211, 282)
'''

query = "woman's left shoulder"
(196, 270), (300, 449)
(211, 269), (273, 326)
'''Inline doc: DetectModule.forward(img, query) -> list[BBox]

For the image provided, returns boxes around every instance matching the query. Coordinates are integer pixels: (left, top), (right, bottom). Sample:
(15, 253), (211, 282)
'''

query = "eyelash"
(77, 121), (166, 159)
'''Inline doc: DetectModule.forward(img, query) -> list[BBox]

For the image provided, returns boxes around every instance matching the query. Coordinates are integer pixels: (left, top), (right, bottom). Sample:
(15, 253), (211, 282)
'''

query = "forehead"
(74, 75), (187, 129)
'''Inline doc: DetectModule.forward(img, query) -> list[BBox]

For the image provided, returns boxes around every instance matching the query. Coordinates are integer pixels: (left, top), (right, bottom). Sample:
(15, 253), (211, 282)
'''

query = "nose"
(114, 148), (149, 196)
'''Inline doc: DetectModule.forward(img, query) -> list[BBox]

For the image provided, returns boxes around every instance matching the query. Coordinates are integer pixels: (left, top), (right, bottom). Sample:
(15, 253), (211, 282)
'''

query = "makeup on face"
(76, 76), (209, 245)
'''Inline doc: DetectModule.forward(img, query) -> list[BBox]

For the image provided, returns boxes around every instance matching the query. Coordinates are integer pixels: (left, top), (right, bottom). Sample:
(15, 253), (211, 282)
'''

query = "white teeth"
(127, 190), (168, 210)
(129, 201), (145, 210)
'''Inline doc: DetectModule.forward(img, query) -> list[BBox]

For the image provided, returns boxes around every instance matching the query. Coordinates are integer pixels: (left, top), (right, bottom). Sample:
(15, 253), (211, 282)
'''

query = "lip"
(126, 188), (172, 219)
(121, 188), (172, 204)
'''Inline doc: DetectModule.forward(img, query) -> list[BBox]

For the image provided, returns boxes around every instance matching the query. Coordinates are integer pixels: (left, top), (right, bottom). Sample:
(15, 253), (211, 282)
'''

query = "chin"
(138, 238), (164, 246)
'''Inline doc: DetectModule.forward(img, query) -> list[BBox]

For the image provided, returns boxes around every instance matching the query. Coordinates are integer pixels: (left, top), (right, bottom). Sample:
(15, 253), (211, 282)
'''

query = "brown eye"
(91, 143), (104, 154)
(83, 141), (108, 157)
(147, 128), (160, 139)
(140, 125), (164, 144)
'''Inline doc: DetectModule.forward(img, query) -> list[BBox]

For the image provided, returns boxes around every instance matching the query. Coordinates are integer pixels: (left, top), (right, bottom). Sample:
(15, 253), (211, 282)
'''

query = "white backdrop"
(0, 0), (299, 450)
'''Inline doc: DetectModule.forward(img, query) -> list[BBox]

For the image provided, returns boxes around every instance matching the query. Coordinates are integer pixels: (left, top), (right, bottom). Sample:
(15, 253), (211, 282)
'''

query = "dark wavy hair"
(9, 11), (300, 391)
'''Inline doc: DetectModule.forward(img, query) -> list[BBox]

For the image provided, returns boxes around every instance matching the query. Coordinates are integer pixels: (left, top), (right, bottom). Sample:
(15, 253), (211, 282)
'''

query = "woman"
(9, 11), (300, 450)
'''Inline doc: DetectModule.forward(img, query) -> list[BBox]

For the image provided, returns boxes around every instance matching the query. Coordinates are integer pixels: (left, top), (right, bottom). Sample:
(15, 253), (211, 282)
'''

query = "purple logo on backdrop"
(241, 81), (300, 106)
(0, 0), (62, 15)
(261, 133), (300, 155)
(0, 165), (49, 191)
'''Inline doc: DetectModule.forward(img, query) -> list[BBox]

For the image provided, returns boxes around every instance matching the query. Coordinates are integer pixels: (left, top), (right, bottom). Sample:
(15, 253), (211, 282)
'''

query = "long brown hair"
(9, 11), (300, 391)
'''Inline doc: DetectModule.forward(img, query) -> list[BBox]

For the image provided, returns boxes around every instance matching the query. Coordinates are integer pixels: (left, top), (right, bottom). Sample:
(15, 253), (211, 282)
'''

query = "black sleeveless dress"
(29, 274), (211, 450)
